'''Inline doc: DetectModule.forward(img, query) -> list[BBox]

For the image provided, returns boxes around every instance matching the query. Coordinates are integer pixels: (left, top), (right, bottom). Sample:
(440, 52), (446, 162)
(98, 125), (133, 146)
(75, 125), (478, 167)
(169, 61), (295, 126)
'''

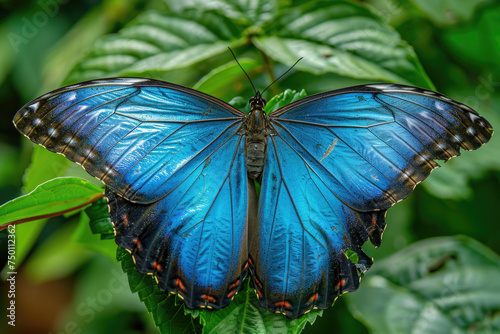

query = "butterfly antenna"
(261, 57), (303, 96)
(228, 47), (257, 95)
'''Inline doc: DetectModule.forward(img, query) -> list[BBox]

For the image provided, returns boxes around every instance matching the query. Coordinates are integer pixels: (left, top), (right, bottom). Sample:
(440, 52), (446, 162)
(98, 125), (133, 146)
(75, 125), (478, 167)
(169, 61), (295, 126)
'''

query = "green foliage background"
(1, 0), (500, 333)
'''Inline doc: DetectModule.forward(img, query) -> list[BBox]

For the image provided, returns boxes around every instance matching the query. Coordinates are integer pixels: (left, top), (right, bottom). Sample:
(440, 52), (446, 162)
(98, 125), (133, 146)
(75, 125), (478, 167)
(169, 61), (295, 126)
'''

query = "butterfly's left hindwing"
(107, 134), (250, 309)
(249, 84), (493, 318)
(13, 78), (250, 310)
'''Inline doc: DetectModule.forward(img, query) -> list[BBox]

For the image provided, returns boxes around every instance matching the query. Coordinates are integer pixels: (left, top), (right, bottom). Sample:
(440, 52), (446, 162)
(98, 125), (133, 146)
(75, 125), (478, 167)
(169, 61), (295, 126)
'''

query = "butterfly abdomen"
(245, 94), (270, 179)
(246, 138), (267, 179)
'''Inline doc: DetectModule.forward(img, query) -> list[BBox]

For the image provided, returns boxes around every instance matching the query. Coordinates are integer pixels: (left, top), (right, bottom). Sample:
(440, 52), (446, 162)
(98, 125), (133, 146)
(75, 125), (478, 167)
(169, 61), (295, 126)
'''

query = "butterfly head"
(249, 92), (267, 110)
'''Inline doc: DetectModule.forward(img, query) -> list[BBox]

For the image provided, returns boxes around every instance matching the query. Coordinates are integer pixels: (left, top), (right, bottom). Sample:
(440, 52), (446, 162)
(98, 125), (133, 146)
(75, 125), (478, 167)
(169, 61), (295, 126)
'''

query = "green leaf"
(0, 177), (103, 228)
(193, 58), (262, 101)
(67, 11), (244, 82)
(54, 254), (145, 333)
(228, 96), (250, 113)
(86, 198), (115, 240)
(167, 0), (279, 26)
(197, 280), (319, 334)
(409, 0), (492, 26)
(73, 210), (117, 260)
(344, 250), (359, 264)
(264, 89), (307, 114)
(346, 236), (500, 333)
(117, 248), (202, 333)
(256, 1), (433, 88)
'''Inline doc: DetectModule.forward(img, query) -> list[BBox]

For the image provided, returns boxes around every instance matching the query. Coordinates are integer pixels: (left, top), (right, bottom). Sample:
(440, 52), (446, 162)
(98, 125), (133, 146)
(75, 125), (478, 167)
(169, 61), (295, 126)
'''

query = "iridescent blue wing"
(249, 84), (493, 318)
(14, 78), (245, 203)
(13, 78), (251, 309)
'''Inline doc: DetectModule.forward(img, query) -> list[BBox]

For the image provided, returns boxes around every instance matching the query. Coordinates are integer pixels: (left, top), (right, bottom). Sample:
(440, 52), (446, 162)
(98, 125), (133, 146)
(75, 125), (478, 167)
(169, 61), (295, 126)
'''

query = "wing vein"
(189, 135), (244, 302)
(272, 121), (392, 211)
(127, 121), (241, 199)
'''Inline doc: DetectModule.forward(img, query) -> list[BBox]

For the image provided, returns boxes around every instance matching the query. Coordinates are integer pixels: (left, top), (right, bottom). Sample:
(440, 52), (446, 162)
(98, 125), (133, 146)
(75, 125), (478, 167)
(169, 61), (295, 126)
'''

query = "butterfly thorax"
(243, 94), (272, 179)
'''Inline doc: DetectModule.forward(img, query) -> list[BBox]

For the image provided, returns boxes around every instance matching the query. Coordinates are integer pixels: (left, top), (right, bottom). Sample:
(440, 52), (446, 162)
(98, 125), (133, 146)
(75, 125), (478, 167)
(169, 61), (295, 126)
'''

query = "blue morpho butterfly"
(13, 59), (493, 319)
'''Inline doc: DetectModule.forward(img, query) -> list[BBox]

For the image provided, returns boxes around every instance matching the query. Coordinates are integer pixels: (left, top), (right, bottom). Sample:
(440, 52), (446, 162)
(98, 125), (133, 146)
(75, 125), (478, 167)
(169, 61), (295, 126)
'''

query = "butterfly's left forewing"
(14, 78), (251, 309)
(250, 84), (493, 318)
(13, 78), (245, 203)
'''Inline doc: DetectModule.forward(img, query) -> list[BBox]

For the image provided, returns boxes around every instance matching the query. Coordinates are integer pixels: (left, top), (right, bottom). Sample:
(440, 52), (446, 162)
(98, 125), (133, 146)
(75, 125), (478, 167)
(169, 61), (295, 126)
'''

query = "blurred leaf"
(346, 236), (500, 333)
(409, 0), (492, 26)
(256, 1), (433, 88)
(412, 171), (500, 256)
(67, 11), (244, 82)
(0, 24), (15, 85)
(6, 10), (71, 101)
(59, 254), (149, 333)
(24, 217), (90, 283)
(2, 219), (45, 277)
(0, 177), (103, 228)
(279, 71), (371, 96)
(0, 143), (18, 189)
(41, 0), (141, 93)
(166, 0), (278, 25)
(442, 6), (500, 71)
(193, 58), (262, 101)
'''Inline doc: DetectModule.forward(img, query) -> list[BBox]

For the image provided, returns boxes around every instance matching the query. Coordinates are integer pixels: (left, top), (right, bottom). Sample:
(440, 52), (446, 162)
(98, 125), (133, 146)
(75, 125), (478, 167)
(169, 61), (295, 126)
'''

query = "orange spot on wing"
(134, 238), (142, 252)
(122, 214), (128, 227)
(254, 277), (262, 288)
(243, 262), (249, 270)
(248, 257), (254, 266)
(256, 289), (263, 298)
(227, 290), (236, 298)
(308, 293), (319, 303)
(229, 280), (240, 290)
(275, 301), (292, 309)
(176, 278), (186, 292)
(336, 279), (346, 289)
(153, 261), (162, 271)
(201, 294), (216, 303)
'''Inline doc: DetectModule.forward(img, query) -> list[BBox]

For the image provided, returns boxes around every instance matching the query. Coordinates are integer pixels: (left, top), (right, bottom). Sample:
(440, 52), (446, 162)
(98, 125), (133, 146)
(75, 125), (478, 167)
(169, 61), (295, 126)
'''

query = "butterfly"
(13, 77), (493, 319)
